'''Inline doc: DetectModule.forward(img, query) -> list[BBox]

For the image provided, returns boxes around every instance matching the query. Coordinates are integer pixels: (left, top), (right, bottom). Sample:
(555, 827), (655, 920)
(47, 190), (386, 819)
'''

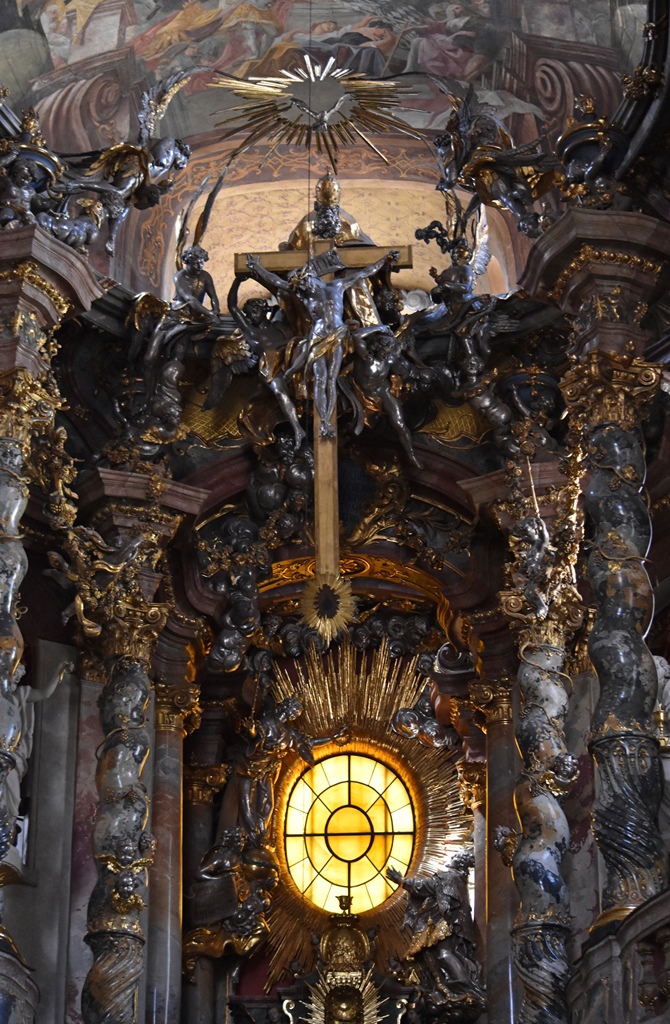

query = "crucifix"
(234, 241), (413, 585)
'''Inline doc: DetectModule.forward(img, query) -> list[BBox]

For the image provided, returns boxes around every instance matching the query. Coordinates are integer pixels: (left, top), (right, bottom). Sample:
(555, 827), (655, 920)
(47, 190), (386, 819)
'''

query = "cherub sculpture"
(56, 70), (202, 254)
(0, 155), (40, 228)
(351, 323), (422, 468)
(219, 657), (348, 845)
(508, 514), (555, 620)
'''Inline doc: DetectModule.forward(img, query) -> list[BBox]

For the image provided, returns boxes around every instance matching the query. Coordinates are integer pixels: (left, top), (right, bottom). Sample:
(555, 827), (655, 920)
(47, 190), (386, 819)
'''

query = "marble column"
(0, 226), (103, 1021)
(64, 474), (204, 1024)
(470, 677), (519, 1024)
(145, 682), (201, 1024)
(181, 765), (229, 1024)
(456, 761), (487, 954)
(521, 209), (670, 932)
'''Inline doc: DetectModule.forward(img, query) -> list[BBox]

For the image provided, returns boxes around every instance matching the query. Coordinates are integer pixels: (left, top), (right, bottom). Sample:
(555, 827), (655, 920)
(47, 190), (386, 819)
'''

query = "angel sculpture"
(350, 322), (422, 468)
(432, 87), (563, 236)
(412, 200), (520, 455)
(204, 274), (303, 445)
(387, 852), (485, 1024)
(56, 69), (204, 255)
(221, 670), (348, 846)
(125, 173), (253, 440)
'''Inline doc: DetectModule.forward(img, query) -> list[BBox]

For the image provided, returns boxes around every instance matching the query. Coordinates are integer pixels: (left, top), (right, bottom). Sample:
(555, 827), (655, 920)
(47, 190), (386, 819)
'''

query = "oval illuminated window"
(284, 753), (415, 913)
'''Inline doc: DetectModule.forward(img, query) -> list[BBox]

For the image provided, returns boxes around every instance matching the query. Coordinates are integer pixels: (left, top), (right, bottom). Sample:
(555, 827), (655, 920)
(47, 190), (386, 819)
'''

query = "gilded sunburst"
(212, 57), (422, 170)
(265, 640), (471, 989)
(299, 573), (357, 645)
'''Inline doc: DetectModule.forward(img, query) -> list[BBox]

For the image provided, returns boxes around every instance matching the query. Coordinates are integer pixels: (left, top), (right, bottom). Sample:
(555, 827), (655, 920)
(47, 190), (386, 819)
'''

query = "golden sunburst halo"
(212, 57), (422, 170)
(266, 640), (471, 990)
(299, 572), (357, 645)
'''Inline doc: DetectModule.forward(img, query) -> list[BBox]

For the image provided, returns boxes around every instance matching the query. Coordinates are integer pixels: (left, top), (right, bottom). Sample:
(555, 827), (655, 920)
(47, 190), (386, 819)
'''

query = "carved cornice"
(547, 246), (663, 303)
(456, 762), (486, 811)
(184, 763), (230, 805)
(154, 681), (202, 734)
(0, 261), (71, 316)
(561, 348), (661, 430)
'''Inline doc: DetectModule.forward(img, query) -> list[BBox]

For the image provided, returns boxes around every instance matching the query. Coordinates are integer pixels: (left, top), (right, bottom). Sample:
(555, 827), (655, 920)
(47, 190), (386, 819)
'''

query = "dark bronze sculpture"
(388, 852), (484, 1023)
(246, 250), (400, 437)
(206, 274), (304, 446)
(433, 88), (562, 237)
(351, 323), (422, 467)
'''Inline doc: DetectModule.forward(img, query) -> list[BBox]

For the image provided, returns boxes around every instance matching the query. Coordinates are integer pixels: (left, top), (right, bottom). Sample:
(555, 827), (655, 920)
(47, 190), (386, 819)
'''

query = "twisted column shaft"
(563, 351), (667, 927)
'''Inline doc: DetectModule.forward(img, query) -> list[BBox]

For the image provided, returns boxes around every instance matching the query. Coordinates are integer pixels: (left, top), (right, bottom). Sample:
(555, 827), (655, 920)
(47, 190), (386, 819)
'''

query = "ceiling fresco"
(0, 0), (643, 147)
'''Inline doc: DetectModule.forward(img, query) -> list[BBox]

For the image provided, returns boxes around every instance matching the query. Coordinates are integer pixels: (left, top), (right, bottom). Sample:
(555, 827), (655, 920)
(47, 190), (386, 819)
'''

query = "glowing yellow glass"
(284, 753), (415, 913)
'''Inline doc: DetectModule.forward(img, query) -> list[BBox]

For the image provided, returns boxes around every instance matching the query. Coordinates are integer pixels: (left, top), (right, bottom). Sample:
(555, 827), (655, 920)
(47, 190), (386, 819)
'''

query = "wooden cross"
(233, 242), (413, 579)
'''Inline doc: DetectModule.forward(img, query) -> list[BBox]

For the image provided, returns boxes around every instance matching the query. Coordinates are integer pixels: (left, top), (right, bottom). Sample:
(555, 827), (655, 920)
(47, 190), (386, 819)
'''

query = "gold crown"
(315, 172), (341, 207)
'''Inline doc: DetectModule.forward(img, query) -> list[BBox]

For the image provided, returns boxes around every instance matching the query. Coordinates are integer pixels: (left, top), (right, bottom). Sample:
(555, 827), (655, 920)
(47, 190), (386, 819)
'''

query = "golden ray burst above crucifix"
(212, 56), (422, 170)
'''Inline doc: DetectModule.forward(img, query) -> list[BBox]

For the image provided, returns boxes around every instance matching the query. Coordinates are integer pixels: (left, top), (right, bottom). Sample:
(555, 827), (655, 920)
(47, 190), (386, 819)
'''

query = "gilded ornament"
(212, 57), (422, 171)
(299, 573), (357, 645)
(456, 762), (486, 811)
(154, 681), (202, 734)
(469, 678), (514, 726)
(621, 64), (665, 99)
(0, 261), (71, 315)
(547, 246), (664, 303)
(561, 349), (661, 431)
(184, 764), (230, 805)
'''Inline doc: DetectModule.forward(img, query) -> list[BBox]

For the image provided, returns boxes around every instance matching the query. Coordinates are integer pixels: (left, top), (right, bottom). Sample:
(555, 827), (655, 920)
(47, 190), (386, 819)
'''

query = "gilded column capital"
(457, 762), (486, 811)
(470, 678), (514, 727)
(499, 584), (584, 651)
(184, 763), (230, 805)
(0, 366), (63, 450)
(154, 681), (202, 734)
(561, 348), (661, 430)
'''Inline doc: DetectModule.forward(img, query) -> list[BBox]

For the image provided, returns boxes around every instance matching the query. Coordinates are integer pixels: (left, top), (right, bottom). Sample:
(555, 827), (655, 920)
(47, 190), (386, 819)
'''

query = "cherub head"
(182, 244), (208, 270)
(244, 297), (270, 325)
(277, 695), (303, 722)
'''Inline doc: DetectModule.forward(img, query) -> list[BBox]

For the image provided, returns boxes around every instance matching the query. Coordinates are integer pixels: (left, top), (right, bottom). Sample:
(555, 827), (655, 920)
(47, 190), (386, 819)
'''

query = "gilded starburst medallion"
(212, 57), (421, 170)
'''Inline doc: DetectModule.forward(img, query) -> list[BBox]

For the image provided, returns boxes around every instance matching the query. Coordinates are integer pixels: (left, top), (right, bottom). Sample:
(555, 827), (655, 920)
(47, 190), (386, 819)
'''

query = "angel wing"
(202, 332), (258, 411)
(470, 207), (491, 277)
(194, 168), (228, 246)
(175, 174), (211, 268)
(86, 143), (149, 182)
(137, 67), (212, 147)
(128, 292), (170, 362)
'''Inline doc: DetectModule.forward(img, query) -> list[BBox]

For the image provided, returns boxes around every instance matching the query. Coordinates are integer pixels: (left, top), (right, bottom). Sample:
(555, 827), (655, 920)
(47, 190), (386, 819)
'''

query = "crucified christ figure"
(246, 249), (399, 438)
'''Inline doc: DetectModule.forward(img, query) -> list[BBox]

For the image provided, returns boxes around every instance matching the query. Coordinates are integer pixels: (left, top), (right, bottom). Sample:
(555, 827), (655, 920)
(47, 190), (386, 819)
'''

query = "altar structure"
(1, 3), (670, 1024)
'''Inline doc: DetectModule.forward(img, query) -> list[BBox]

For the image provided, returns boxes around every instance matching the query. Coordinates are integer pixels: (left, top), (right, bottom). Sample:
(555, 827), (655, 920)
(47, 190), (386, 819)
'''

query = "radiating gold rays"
(264, 639), (470, 989)
(212, 57), (422, 171)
